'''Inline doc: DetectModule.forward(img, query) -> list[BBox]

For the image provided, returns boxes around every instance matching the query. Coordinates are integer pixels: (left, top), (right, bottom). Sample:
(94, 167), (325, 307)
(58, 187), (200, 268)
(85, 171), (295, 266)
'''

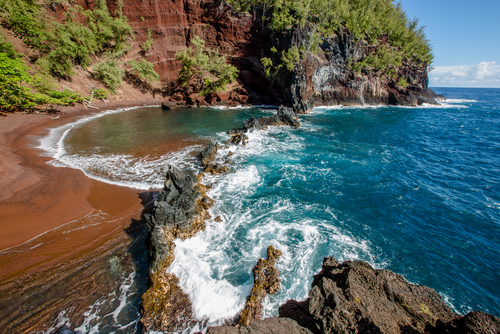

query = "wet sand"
(0, 101), (160, 333)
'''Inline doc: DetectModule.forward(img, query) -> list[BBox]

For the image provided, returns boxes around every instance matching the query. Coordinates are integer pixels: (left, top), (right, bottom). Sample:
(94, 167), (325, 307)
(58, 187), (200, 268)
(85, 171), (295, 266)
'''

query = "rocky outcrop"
(426, 311), (500, 334)
(141, 165), (213, 332)
(207, 317), (313, 334)
(228, 105), (300, 135)
(270, 25), (442, 112)
(238, 245), (283, 327)
(209, 257), (500, 334)
(226, 133), (249, 146)
(200, 142), (231, 175)
(279, 257), (456, 334)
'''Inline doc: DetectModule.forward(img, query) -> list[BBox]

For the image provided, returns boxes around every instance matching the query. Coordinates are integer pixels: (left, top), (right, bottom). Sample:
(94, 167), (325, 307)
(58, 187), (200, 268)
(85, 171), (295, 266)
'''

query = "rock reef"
(238, 245), (283, 327)
(209, 257), (500, 334)
(141, 165), (213, 332)
(228, 105), (300, 135)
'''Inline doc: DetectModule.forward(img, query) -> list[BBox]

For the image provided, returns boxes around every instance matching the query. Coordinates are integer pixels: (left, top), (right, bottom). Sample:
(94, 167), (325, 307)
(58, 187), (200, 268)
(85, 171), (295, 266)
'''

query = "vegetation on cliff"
(0, 0), (159, 112)
(229, 0), (432, 74)
(0, 34), (85, 113)
(175, 36), (239, 95)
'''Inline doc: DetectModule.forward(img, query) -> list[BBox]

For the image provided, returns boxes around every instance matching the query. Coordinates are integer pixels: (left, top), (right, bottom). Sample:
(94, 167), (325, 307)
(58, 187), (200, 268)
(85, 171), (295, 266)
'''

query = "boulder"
(279, 257), (456, 334)
(161, 100), (177, 110)
(200, 142), (221, 167)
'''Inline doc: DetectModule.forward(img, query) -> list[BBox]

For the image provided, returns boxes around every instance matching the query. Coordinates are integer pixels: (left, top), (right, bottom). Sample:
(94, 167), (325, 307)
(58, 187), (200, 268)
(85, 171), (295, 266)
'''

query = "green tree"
(128, 58), (160, 83)
(92, 59), (125, 93)
(175, 36), (239, 94)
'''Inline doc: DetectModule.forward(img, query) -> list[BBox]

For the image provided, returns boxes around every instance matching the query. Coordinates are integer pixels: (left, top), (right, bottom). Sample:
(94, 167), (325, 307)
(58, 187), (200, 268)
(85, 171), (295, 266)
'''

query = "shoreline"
(0, 99), (161, 252)
(0, 99), (162, 333)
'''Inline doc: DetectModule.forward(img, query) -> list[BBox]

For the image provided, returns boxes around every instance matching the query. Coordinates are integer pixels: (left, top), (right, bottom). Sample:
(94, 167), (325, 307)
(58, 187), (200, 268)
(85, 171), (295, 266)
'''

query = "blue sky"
(398, 0), (500, 88)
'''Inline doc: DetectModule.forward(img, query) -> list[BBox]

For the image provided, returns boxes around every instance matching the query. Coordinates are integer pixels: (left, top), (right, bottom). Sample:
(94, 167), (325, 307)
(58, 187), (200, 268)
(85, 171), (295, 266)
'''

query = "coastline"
(0, 99), (161, 252)
(0, 100), (159, 333)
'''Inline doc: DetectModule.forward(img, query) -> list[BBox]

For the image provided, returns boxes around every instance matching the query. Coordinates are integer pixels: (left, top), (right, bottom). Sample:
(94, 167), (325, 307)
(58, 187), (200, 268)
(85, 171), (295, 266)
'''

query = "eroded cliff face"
(70, 0), (439, 110)
(271, 24), (441, 112)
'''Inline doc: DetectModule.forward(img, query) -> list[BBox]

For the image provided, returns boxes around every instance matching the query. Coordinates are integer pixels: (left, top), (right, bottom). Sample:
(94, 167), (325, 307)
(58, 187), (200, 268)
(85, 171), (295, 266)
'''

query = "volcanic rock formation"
(141, 165), (213, 332)
(208, 257), (500, 334)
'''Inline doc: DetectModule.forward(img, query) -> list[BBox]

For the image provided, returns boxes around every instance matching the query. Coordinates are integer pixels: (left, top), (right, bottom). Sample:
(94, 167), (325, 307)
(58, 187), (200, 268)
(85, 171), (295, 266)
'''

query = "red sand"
(0, 101), (160, 279)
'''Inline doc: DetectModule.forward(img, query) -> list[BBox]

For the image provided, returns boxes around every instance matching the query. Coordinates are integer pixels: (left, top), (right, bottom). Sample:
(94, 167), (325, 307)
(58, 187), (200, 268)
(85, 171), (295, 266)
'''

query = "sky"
(397, 0), (500, 88)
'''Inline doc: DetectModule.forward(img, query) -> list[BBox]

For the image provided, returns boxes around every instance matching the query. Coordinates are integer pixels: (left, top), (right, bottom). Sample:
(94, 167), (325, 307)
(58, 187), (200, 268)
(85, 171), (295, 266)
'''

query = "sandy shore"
(0, 100), (161, 275)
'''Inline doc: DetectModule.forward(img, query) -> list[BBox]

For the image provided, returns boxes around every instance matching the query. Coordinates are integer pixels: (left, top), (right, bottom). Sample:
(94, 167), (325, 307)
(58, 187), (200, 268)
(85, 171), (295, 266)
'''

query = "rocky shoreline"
(140, 105), (500, 334)
(208, 257), (500, 334)
(140, 106), (302, 332)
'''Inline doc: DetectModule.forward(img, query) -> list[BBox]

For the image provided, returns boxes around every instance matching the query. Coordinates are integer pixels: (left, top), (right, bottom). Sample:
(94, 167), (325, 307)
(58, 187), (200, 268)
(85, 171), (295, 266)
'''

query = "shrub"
(175, 36), (238, 94)
(92, 59), (125, 93)
(128, 58), (160, 83)
(141, 28), (153, 53)
(90, 88), (109, 100)
(281, 46), (300, 71)
(0, 53), (84, 112)
(398, 77), (408, 88)
(0, 32), (20, 58)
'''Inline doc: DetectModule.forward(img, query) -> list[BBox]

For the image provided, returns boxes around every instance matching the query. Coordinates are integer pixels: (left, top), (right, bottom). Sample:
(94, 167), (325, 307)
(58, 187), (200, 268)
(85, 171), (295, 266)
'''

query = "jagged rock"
(144, 166), (210, 274)
(200, 142), (221, 167)
(426, 311), (500, 334)
(161, 100), (177, 110)
(280, 257), (456, 334)
(141, 272), (193, 333)
(238, 245), (282, 327)
(205, 163), (230, 175)
(228, 105), (300, 135)
(226, 133), (249, 146)
(214, 216), (222, 223)
(141, 165), (213, 333)
(207, 317), (313, 334)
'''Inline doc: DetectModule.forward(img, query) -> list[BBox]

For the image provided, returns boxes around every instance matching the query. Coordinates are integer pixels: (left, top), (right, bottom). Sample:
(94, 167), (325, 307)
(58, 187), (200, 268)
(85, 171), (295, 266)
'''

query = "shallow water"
(39, 88), (500, 332)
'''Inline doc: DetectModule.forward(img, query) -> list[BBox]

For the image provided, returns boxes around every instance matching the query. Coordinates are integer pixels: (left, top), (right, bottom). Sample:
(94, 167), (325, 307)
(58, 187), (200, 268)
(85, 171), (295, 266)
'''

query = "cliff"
(1, 0), (443, 112)
(64, 0), (441, 110)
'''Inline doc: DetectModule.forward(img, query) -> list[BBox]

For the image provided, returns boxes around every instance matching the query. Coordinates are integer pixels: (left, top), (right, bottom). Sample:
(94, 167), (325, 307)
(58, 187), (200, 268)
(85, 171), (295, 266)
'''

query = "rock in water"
(238, 245), (283, 327)
(161, 100), (177, 110)
(279, 257), (456, 334)
(228, 105), (300, 135)
(200, 142), (221, 167)
(141, 165), (213, 332)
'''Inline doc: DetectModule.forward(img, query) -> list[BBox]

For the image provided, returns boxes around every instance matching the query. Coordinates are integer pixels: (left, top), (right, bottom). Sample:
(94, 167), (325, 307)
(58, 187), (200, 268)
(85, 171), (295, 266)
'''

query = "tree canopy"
(228, 0), (433, 67)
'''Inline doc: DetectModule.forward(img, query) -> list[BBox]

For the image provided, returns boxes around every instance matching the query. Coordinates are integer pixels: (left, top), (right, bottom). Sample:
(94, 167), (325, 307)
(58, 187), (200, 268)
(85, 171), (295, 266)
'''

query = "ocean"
(37, 87), (500, 333)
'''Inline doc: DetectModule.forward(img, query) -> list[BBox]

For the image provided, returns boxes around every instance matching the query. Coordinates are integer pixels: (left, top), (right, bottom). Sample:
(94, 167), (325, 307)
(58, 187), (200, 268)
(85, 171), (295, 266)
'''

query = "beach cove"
(0, 88), (498, 333)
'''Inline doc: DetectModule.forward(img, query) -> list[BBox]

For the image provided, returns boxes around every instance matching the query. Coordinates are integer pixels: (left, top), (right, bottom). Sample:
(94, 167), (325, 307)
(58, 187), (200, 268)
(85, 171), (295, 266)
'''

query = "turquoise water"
(41, 88), (500, 332)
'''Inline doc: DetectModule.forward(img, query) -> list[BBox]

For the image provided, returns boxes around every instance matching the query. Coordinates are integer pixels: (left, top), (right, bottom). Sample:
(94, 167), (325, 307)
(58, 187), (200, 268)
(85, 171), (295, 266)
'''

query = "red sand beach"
(0, 101), (160, 332)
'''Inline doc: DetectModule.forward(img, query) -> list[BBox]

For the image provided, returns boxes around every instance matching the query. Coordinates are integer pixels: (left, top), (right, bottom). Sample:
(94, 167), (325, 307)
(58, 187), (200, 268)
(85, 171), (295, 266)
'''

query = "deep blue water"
(41, 87), (500, 332)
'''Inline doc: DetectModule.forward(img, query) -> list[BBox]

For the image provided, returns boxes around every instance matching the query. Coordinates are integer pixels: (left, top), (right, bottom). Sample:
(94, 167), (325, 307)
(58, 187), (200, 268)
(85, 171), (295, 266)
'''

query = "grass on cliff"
(229, 0), (433, 74)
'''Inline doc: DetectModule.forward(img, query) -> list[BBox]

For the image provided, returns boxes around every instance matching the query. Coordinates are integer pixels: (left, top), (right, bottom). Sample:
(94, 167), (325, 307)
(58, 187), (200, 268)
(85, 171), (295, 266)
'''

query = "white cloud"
(429, 61), (500, 88)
